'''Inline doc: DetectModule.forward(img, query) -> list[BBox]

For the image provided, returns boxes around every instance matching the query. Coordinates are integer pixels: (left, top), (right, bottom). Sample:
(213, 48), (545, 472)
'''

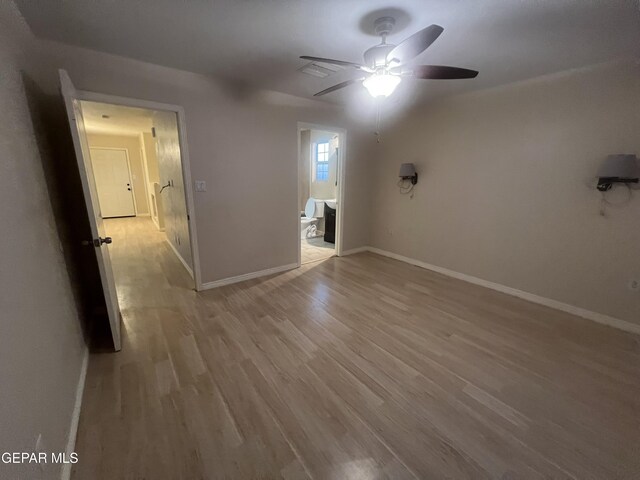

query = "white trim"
(296, 123), (346, 268)
(136, 213), (151, 217)
(76, 89), (203, 292)
(296, 129), (302, 267)
(200, 263), (298, 290)
(174, 107), (201, 288)
(138, 134), (152, 217)
(165, 238), (194, 278)
(340, 246), (369, 256)
(60, 348), (89, 480)
(362, 247), (640, 336)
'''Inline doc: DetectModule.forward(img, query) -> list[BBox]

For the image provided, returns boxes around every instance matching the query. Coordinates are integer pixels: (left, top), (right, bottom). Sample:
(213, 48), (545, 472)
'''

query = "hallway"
(72, 218), (640, 479)
(104, 217), (193, 297)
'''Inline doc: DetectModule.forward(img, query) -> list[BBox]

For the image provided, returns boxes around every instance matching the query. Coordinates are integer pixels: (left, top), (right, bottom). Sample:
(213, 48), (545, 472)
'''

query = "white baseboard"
(200, 263), (298, 290)
(363, 246), (640, 336)
(165, 239), (194, 279)
(61, 347), (89, 480)
(340, 246), (369, 256)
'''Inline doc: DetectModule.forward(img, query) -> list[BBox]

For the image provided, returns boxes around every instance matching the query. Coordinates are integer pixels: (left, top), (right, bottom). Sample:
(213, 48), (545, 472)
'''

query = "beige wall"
(371, 61), (640, 325)
(0, 2), (86, 478)
(26, 38), (375, 283)
(87, 133), (149, 215)
(153, 111), (192, 269)
(142, 131), (159, 183)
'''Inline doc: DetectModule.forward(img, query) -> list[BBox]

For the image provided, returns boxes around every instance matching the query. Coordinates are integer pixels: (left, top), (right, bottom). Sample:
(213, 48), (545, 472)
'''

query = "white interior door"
(90, 148), (136, 218)
(59, 70), (122, 351)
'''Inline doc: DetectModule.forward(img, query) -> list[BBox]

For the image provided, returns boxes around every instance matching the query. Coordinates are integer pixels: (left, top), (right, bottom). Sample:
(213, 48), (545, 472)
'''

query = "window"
(315, 142), (329, 182)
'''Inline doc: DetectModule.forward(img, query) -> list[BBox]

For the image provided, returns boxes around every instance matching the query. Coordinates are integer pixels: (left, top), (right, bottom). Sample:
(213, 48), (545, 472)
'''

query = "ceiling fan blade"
(300, 56), (366, 70)
(412, 65), (479, 79)
(386, 24), (444, 65)
(313, 77), (366, 97)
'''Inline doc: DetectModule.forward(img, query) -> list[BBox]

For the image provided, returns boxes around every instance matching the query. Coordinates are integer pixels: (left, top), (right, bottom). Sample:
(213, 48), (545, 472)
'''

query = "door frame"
(296, 122), (347, 267)
(77, 90), (203, 291)
(89, 146), (138, 217)
(138, 135), (154, 222)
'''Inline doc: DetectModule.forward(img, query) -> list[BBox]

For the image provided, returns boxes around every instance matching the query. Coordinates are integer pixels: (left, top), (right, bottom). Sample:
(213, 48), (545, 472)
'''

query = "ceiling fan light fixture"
(363, 73), (401, 98)
(302, 20), (477, 98)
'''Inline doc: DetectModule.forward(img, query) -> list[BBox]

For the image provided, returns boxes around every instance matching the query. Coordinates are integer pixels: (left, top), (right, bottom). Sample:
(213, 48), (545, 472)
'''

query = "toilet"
(300, 198), (325, 239)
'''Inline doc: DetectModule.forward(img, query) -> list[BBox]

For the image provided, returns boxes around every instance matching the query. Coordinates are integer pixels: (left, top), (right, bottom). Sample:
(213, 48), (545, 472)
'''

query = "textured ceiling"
(16, 0), (640, 104)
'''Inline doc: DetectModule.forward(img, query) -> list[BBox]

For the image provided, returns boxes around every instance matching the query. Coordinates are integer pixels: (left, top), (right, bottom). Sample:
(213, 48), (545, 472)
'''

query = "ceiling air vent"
(298, 62), (343, 78)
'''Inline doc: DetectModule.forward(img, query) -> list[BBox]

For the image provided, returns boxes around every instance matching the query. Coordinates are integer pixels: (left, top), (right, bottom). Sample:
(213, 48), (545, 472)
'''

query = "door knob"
(91, 236), (112, 247)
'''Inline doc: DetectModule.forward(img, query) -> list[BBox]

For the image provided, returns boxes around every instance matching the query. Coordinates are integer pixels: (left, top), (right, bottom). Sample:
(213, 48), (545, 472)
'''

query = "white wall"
(26, 38), (375, 284)
(371, 60), (640, 326)
(0, 2), (86, 478)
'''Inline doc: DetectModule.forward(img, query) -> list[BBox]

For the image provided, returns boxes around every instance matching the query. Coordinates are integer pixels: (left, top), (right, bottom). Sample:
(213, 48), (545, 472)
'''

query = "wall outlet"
(628, 279), (640, 292)
(195, 180), (206, 192)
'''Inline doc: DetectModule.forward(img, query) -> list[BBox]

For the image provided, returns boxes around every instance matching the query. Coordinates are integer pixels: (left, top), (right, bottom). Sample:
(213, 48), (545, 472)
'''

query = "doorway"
(80, 99), (196, 278)
(60, 70), (201, 351)
(297, 123), (346, 265)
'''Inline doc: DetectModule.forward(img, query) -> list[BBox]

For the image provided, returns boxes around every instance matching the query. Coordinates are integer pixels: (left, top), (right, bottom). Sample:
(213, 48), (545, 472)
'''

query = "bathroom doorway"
(297, 123), (345, 265)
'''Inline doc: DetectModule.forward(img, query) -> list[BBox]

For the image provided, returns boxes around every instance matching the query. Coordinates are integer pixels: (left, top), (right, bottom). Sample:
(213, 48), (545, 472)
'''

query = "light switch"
(195, 180), (206, 192)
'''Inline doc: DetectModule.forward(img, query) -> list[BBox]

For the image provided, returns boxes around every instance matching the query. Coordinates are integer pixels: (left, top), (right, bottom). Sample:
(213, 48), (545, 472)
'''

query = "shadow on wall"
(21, 73), (113, 351)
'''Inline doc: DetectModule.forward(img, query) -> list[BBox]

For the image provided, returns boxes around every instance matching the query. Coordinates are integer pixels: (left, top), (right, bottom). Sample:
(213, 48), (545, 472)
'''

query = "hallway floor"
(104, 216), (193, 292)
(72, 217), (640, 479)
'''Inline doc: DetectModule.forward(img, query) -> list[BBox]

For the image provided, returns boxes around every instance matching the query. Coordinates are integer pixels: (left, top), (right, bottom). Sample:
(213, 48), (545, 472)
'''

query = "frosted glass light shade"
(363, 74), (401, 98)
(399, 163), (416, 178)
(598, 154), (638, 179)
(596, 154), (639, 191)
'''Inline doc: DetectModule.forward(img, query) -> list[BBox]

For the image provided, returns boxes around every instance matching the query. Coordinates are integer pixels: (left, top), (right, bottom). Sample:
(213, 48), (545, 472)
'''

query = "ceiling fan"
(301, 17), (478, 98)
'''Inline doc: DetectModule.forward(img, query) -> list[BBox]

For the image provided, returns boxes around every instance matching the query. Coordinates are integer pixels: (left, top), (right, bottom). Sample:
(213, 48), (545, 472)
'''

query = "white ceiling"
(81, 101), (154, 136)
(16, 0), (640, 104)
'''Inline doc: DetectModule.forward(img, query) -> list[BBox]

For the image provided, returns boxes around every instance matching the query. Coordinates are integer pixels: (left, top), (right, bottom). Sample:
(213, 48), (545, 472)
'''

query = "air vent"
(298, 62), (343, 78)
